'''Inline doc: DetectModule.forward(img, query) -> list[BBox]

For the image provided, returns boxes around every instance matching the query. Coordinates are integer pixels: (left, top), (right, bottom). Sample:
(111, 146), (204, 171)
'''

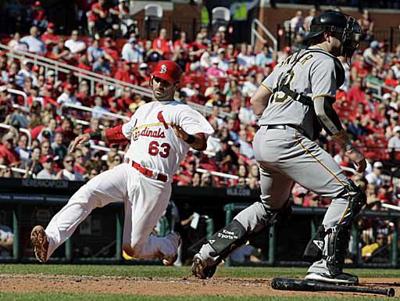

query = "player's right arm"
(68, 117), (137, 153)
(250, 84), (273, 117)
(250, 69), (277, 117)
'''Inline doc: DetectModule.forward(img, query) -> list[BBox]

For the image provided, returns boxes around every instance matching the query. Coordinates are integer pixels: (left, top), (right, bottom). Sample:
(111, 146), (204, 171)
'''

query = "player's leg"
(192, 166), (293, 279)
(283, 136), (365, 284)
(122, 175), (180, 264)
(31, 164), (129, 262)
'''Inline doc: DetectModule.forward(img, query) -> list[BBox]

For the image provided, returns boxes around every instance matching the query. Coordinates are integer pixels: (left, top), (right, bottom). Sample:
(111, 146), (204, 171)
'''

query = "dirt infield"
(0, 274), (398, 298)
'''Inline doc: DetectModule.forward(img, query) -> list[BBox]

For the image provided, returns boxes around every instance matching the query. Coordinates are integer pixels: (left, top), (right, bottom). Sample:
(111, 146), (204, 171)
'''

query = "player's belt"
(263, 125), (287, 130)
(125, 159), (168, 182)
(263, 124), (305, 134)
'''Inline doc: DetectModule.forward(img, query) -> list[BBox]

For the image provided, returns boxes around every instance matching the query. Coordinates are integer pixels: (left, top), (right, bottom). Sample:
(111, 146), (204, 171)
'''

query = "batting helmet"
(151, 60), (182, 84)
(305, 11), (361, 59)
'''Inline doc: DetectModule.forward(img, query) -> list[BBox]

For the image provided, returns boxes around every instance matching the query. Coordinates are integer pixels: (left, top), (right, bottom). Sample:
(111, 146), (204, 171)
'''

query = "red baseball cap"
(151, 60), (182, 84)
(40, 155), (53, 164)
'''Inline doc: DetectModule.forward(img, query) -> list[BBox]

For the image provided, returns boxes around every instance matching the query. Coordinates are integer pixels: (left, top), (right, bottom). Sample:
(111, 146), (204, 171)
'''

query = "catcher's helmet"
(305, 11), (361, 59)
(151, 60), (182, 84)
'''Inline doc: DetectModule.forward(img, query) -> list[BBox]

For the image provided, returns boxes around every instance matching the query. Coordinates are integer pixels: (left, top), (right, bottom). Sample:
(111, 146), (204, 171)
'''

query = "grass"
(0, 265), (398, 301)
(0, 264), (399, 278)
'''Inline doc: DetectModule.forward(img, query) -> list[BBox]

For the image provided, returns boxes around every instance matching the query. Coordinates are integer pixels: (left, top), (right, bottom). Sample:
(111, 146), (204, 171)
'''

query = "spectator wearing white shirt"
(237, 44), (255, 69)
(242, 74), (258, 98)
(36, 155), (57, 180)
(57, 84), (81, 106)
(121, 36), (144, 63)
(217, 48), (229, 71)
(15, 60), (38, 88)
(20, 26), (46, 55)
(289, 10), (304, 33)
(303, 8), (316, 32)
(8, 32), (28, 52)
(365, 161), (384, 187)
(255, 43), (274, 67)
(92, 96), (109, 119)
(65, 30), (86, 54)
(56, 155), (84, 181)
(388, 126), (400, 154)
(238, 129), (254, 159)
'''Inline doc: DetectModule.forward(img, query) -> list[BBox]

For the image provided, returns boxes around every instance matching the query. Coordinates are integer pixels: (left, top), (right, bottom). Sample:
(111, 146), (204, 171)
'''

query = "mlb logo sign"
(160, 64), (167, 74)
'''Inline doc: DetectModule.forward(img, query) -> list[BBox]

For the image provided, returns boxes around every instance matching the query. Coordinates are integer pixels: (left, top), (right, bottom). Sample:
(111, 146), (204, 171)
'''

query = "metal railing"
(251, 18), (278, 52)
(0, 164), (26, 176)
(60, 103), (130, 122)
(0, 43), (153, 99)
(197, 168), (239, 180)
(0, 123), (32, 148)
(1, 43), (234, 120)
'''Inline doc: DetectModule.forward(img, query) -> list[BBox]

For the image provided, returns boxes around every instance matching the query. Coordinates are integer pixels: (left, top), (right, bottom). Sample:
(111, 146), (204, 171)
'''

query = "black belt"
(264, 125), (287, 130)
(262, 124), (305, 134)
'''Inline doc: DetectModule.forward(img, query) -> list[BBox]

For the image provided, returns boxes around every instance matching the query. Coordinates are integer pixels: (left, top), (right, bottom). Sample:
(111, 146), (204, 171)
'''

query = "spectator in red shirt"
(174, 31), (189, 53)
(384, 69), (399, 88)
(152, 28), (172, 58)
(0, 132), (19, 166)
(41, 22), (60, 48)
(56, 117), (75, 145)
(116, 87), (133, 111)
(190, 34), (207, 60)
(32, 1), (48, 31)
(77, 54), (92, 71)
(135, 63), (151, 87)
(103, 37), (119, 63)
(347, 78), (367, 106)
(75, 80), (91, 106)
(114, 61), (133, 83)
(88, 0), (109, 35)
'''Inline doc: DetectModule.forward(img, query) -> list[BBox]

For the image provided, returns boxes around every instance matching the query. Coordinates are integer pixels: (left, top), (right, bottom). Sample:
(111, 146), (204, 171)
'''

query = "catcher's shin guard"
(322, 181), (366, 275)
(303, 225), (325, 262)
(192, 220), (247, 279)
(208, 220), (247, 258)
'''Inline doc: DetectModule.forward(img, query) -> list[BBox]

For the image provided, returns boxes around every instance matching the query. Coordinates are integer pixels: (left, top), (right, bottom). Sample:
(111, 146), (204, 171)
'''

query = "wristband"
(89, 131), (102, 140)
(184, 134), (195, 144)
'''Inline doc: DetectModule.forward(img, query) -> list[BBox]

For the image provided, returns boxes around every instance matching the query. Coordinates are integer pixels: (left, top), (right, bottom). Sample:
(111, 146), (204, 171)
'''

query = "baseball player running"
(192, 11), (366, 285)
(31, 60), (214, 265)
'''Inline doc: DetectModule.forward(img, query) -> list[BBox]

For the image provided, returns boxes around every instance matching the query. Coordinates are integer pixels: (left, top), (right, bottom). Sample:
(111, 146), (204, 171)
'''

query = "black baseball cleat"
(191, 254), (218, 279)
(305, 272), (359, 285)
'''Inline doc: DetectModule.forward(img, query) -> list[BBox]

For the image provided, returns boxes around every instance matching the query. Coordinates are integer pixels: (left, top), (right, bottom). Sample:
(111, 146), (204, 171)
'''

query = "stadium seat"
(144, 4), (163, 38)
(211, 6), (230, 33)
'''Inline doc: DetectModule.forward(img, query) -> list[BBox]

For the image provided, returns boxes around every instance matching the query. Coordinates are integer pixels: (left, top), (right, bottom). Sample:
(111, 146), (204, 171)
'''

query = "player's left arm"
(173, 107), (215, 151)
(171, 124), (207, 151)
(312, 59), (366, 172)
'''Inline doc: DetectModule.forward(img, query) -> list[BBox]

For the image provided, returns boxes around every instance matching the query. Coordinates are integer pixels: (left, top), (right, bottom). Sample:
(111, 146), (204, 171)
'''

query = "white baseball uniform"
(44, 99), (214, 261)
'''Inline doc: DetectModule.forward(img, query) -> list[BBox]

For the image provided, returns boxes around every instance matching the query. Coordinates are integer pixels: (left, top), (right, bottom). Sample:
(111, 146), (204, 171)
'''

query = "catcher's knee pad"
(208, 220), (247, 258)
(339, 180), (366, 221)
(303, 225), (325, 262)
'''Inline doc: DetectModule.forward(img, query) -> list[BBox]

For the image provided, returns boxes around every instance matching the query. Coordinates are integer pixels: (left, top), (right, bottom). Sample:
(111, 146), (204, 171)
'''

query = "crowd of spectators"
(0, 3), (399, 221)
